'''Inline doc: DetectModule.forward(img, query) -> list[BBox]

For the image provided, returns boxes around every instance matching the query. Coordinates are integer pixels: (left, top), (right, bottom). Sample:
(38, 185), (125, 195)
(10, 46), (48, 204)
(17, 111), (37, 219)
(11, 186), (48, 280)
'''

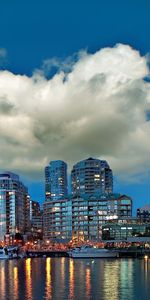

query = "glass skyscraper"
(0, 172), (30, 242)
(71, 157), (113, 197)
(44, 160), (69, 241)
(43, 158), (133, 242)
(45, 160), (68, 200)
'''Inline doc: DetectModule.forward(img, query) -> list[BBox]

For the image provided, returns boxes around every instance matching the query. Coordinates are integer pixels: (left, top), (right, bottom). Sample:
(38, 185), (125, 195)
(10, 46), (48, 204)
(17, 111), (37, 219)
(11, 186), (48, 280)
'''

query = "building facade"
(43, 192), (132, 242)
(71, 193), (132, 241)
(43, 158), (133, 242)
(45, 160), (68, 201)
(71, 157), (113, 197)
(30, 200), (43, 239)
(43, 198), (72, 242)
(102, 223), (150, 241)
(0, 172), (30, 242)
(137, 207), (150, 223)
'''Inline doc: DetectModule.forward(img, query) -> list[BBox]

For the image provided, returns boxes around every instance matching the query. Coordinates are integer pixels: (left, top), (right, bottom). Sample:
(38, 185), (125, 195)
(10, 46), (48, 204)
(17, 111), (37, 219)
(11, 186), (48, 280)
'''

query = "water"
(0, 258), (149, 300)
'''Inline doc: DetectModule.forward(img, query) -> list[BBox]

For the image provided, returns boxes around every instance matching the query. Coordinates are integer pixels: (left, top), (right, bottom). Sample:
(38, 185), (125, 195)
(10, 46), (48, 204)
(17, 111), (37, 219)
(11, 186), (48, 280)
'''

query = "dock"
(26, 250), (69, 258)
(26, 248), (150, 258)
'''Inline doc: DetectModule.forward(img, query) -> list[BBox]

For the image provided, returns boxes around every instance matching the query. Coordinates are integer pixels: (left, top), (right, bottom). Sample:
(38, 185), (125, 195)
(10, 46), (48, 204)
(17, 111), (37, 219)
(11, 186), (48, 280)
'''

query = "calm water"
(0, 257), (149, 300)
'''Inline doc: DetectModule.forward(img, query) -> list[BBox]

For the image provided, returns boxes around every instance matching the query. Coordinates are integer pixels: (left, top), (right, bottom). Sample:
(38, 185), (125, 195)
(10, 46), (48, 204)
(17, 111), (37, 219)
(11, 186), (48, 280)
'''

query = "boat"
(0, 246), (23, 259)
(68, 245), (118, 258)
(0, 247), (9, 259)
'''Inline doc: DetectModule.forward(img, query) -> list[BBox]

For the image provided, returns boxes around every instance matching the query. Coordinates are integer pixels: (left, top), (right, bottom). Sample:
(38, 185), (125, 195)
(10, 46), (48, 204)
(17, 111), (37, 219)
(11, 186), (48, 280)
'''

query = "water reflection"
(13, 266), (19, 300)
(0, 265), (6, 300)
(25, 258), (32, 300)
(85, 267), (91, 299)
(69, 259), (74, 299)
(45, 258), (52, 300)
(103, 261), (120, 300)
(120, 260), (134, 300)
(0, 258), (149, 300)
(61, 257), (65, 281)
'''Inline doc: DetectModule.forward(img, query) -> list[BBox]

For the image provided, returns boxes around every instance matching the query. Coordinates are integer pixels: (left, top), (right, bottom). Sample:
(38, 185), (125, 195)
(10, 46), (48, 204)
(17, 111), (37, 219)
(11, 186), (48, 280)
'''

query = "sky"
(0, 0), (150, 212)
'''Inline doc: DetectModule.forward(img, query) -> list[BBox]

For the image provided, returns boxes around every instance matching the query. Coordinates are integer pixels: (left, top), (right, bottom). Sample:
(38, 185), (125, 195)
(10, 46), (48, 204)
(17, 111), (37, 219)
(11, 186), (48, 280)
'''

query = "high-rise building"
(0, 172), (30, 242)
(44, 160), (69, 241)
(30, 199), (41, 221)
(30, 200), (43, 239)
(45, 160), (68, 200)
(71, 157), (113, 197)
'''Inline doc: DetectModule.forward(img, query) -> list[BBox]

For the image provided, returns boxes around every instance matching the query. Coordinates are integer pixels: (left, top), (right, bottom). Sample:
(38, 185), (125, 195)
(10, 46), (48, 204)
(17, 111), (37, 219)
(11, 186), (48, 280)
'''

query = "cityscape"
(0, 1), (150, 300)
(0, 157), (149, 246)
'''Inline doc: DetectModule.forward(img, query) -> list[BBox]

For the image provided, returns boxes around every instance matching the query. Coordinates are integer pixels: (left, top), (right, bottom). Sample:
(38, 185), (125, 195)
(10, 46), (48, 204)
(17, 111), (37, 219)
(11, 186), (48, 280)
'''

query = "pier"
(26, 250), (69, 258)
(26, 248), (150, 258)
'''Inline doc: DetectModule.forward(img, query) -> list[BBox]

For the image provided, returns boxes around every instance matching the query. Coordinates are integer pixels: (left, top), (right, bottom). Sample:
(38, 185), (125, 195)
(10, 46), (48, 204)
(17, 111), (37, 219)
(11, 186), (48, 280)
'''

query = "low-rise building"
(137, 206), (150, 223)
(102, 222), (150, 241)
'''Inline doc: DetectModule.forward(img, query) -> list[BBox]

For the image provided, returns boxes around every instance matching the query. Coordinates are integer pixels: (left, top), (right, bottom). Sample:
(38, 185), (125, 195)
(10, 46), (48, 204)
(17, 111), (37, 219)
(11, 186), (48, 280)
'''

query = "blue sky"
(0, 0), (150, 212)
(1, 0), (150, 73)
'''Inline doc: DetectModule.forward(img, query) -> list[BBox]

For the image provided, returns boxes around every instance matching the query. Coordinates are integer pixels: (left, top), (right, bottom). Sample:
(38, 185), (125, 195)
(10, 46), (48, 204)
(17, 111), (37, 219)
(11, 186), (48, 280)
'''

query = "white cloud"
(0, 43), (150, 181)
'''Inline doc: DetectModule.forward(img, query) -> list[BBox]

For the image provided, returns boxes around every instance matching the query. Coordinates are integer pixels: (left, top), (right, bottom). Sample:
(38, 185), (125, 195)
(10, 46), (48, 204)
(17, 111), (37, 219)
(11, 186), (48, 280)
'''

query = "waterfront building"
(102, 222), (150, 241)
(71, 193), (132, 241)
(43, 158), (132, 242)
(43, 190), (132, 242)
(71, 157), (113, 197)
(43, 197), (72, 242)
(0, 172), (30, 242)
(137, 207), (150, 223)
(45, 160), (68, 201)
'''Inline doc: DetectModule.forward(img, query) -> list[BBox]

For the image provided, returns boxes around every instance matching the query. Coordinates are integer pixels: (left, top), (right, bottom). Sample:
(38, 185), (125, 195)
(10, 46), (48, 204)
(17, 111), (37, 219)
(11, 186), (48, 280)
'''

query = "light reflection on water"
(0, 266), (5, 300)
(103, 260), (120, 300)
(85, 267), (91, 300)
(0, 258), (149, 300)
(26, 258), (32, 300)
(13, 266), (19, 300)
(45, 257), (52, 300)
(69, 259), (74, 299)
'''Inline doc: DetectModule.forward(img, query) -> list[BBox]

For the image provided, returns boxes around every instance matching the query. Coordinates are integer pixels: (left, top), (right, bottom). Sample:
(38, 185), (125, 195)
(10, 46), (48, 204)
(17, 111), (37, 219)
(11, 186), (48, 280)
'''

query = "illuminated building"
(30, 199), (41, 219)
(44, 160), (70, 241)
(45, 160), (68, 201)
(43, 158), (132, 242)
(102, 223), (150, 241)
(43, 198), (72, 242)
(30, 199), (43, 239)
(0, 172), (30, 242)
(71, 157), (113, 197)
(71, 194), (132, 241)
(137, 207), (150, 223)
(44, 193), (132, 242)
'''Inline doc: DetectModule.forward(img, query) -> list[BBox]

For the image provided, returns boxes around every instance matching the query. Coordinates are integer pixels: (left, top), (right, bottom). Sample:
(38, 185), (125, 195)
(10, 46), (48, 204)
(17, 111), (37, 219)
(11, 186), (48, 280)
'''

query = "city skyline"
(0, 3), (150, 300)
(0, 1), (150, 210)
(0, 155), (148, 214)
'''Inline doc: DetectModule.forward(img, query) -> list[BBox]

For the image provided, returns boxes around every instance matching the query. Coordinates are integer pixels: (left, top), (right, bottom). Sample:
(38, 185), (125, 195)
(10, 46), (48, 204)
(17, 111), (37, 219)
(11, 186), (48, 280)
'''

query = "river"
(0, 257), (149, 299)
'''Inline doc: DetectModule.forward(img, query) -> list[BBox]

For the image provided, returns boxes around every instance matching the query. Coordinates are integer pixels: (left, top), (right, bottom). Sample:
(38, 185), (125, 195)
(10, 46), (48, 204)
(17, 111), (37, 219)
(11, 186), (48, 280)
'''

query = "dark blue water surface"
(0, 258), (149, 300)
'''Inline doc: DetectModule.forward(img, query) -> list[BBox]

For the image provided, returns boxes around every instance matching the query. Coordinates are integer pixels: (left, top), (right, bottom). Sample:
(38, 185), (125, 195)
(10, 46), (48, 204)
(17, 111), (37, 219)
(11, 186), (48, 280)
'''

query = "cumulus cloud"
(0, 43), (150, 181)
